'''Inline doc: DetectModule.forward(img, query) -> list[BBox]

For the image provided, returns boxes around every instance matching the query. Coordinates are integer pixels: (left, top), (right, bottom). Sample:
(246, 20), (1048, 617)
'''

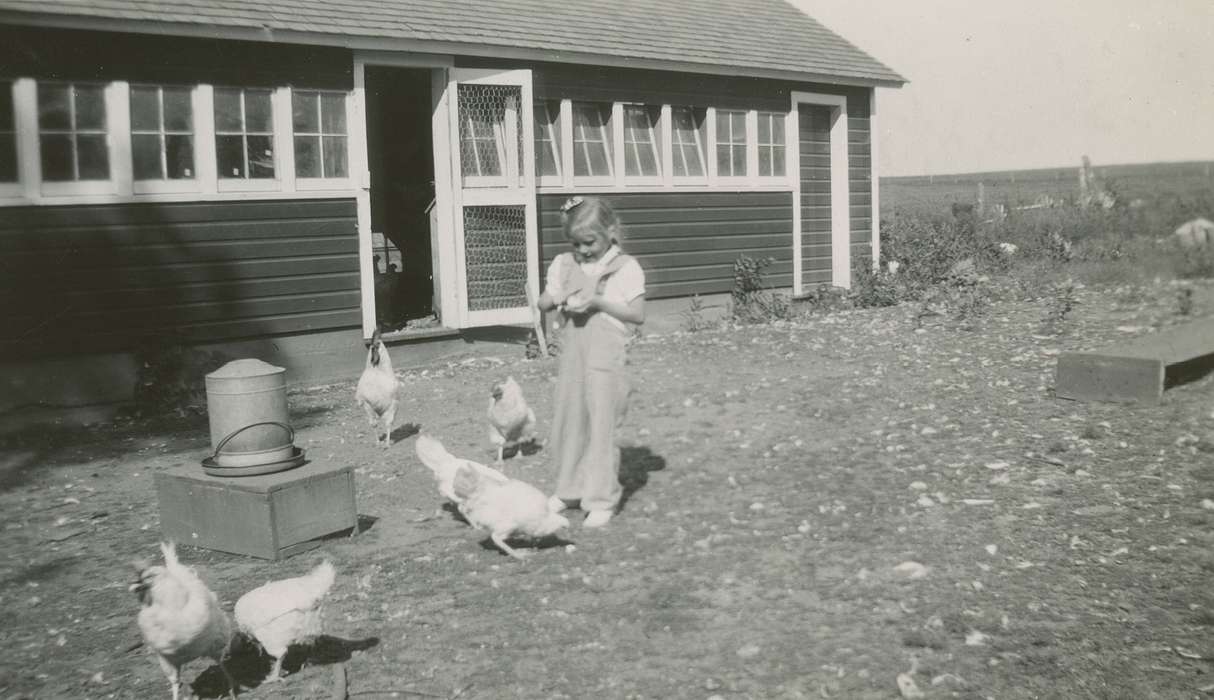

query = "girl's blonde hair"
(561, 196), (622, 246)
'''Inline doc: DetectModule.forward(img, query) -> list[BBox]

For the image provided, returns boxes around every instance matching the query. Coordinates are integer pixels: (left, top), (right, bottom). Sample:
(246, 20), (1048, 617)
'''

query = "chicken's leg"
(266, 653), (285, 683)
(155, 655), (181, 700)
(379, 401), (398, 448)
(218, 659), (238, 699)
(491, 532), (530, 560)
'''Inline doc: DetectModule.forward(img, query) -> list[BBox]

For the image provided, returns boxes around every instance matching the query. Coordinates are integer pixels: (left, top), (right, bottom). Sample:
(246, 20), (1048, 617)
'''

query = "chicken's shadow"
(203, 634), (380, 694)
(476, 533), (573, 557)
(618, 445), (667, 511)
(389, 422), (421, 444)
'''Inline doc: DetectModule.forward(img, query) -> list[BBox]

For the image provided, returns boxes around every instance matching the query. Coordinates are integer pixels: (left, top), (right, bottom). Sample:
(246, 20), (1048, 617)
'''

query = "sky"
(793, 0), (1214, 177)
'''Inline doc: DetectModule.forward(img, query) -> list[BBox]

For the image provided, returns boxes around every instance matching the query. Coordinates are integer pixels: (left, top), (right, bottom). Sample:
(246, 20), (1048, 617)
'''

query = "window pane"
(130, 87), (159, 131)
(474, 139), (502, 177)
(322, 136), (347, 178)
(214, 88), (242, 132)
(163, 88), (193, 132)
(294, 135), (321, 178)
(76, 134), (109, 179)
(216, 134), (245, 177)
(573, 103), (611, 177)
(293, 92), (319, 133)
(244, 90), (273, 133)
(623, 105), (659, 177)
(716, 145), (731, 177)
(165, 134), (194, 178)
(635, 145), (658, 177)
(586, 142), (610, 177)
(770, 114), (785, 145)
(320, 93), (346, 134)
(731, 145), (746, 176)
(0, 137), (16, 182)
(757, 114), (770, 143)
(534, 102), (560, 178)
(132, 133), (163, 179)
(37, 84), (71, 130)
(74, 85), (106, 130)
(246, 134), (275, 178)
(676, 143), (703, 177)
(40, 134), (73, 180)
(0, 83), (13, 131)
(771, 148), (785, 176)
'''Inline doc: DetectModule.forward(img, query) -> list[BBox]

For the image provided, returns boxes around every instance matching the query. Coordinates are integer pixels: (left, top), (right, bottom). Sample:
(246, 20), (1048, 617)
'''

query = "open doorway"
(365, 66), (437, 332)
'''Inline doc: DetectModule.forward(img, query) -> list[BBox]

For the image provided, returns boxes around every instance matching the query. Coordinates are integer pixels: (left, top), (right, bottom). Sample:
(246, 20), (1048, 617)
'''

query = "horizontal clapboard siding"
(539, 192), (793, 299)
(848, 93), (874, 265)
(799, 104), (833, 286)
(0, 199), (360, 359)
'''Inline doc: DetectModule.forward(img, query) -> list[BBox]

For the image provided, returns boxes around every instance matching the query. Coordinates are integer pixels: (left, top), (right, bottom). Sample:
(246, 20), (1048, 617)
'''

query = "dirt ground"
(2, 279), (1214, 700)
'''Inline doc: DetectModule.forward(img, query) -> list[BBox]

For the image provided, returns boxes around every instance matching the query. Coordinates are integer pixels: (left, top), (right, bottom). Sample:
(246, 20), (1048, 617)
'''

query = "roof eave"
(0, 10), (907, 88)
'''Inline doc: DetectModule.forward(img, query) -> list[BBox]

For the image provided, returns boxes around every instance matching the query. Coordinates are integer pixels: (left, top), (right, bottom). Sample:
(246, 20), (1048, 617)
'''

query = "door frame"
(351, 51), (454, 338)
(445, 67), (538, 329)
(790, 91), (850, 295)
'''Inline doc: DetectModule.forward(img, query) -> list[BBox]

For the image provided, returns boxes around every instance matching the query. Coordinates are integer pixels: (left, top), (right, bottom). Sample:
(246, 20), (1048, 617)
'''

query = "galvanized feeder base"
(155, 460), (357, 560)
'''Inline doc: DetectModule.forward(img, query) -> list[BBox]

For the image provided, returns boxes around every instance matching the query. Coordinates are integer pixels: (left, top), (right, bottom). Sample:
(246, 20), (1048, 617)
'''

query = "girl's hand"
(563, 292), (595, 315)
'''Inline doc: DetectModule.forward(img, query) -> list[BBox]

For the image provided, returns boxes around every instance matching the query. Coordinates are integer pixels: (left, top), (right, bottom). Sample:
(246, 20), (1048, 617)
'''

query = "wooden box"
(1055, 319), (1214, 404)
(155, 461), (357, 560)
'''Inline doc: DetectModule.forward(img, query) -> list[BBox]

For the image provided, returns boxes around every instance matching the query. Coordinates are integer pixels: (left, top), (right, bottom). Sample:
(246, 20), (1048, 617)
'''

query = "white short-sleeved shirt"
(545, 245), (645, 330)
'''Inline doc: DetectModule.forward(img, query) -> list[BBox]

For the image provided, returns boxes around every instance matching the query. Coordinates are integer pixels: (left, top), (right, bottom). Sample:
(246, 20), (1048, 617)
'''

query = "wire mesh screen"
(457, 84), (522, 183)
(463, 205), (527, 311)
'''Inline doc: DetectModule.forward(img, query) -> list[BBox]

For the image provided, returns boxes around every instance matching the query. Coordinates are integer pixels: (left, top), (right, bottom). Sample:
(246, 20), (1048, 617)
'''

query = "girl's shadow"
(618, 445), (666, 511)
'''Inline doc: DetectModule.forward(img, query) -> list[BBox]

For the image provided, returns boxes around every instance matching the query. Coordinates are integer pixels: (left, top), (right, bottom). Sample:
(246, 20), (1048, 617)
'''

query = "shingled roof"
(0, 0), (904, 87)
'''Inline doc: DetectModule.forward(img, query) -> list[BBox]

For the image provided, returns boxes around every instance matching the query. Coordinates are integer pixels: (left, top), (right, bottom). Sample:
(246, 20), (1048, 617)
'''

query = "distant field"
(881, 160), (1214, 221)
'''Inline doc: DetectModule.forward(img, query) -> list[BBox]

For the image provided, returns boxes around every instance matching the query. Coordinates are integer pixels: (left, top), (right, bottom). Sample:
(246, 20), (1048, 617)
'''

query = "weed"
(1177, 287), (1195, 316)
(680, 295), (715, 332)
(525, 329), (560, 359)
(849, 260), (900, 309)
(730, 255), (790, 323)
(1042, 279), (1080, 334)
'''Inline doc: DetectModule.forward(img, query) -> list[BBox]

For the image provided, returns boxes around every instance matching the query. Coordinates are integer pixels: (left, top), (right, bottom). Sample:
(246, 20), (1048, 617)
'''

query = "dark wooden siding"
(0, 199), (360, 359)
(798, 104), (833, 287)
(847, 92), (874, 266)
(0, 25), (352, 89)
(538, 192), (793, 299)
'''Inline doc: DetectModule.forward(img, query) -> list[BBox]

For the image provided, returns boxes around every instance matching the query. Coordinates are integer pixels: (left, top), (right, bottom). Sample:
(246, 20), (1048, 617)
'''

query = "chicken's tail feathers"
(309, 559), (337, 596)
(159, 541), (179, 568)
(415, 434), (455, 473)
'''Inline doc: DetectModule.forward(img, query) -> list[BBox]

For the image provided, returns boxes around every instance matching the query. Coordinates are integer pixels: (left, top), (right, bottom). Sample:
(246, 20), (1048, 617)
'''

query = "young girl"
(537, 196), (646, 528)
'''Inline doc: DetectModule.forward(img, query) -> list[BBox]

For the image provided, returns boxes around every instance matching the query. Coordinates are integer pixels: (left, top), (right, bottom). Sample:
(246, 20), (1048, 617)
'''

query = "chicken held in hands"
(234, 560), (336, 684)
(487, 375), (537, 462)
(131, 542), (236, 700)
(355, 328), (400, 447)
(451, 450), (570, 560)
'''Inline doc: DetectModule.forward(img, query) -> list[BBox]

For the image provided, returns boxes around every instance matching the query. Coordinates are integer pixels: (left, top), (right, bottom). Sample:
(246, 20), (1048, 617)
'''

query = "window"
(622, 104), (661, 179)
(757, 111), (786, 178)
(670, 106), (706, 179)
(715, 109), (747, 178)
(130, 85), (195, 181)
(37, 82), (109, 181)
(572, 102), (613, 178)
(0, 81), (15, 184)
(293, 90), (348, 179)
(534, 101), (561, 182)
(214, 87), (275, 179)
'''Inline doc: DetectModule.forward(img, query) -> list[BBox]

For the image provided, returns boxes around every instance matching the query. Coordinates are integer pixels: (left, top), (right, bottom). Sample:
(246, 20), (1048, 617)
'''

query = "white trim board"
(790, 90), (850, 294)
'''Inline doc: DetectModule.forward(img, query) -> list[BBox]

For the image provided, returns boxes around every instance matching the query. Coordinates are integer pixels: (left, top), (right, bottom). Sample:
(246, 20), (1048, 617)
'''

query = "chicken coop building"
(0, 0), (904, 416)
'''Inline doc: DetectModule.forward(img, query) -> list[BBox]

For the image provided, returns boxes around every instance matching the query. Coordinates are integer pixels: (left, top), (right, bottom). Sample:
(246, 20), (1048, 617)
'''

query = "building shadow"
(200, 634), (379, 695)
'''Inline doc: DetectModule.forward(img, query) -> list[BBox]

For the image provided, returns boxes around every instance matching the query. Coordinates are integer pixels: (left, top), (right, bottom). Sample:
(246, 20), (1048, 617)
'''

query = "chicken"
(355, 328), (400, 447)
(130, 542), (236, 700)
(234, 560), (336, 684)
(452, 457), (571, 560)
(487, 375), (537, 462)
(415, 432), (509, 524)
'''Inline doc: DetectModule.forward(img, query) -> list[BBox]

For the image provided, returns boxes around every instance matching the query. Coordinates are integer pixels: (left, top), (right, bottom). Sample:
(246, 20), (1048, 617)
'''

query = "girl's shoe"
(583, 510), (613, 528)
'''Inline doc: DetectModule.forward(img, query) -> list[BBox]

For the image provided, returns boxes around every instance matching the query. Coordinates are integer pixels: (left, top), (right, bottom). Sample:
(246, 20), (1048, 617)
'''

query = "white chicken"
(130, 542), (236, 700)
(452, 455), (571, 560)
(355, 328), (400, 447)
(233, 560), (336, 684)
(415, 433), (508, 505)
(487, 375), (537, 462)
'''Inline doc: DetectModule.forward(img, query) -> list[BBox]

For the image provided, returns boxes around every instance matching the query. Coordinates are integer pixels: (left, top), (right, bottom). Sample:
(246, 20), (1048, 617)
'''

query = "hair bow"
(560, 196), (584, 213)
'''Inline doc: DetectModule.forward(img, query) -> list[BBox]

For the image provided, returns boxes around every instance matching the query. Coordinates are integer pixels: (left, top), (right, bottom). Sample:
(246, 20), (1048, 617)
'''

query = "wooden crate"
(1055, 319), (1214, 404)
(155, 461), (357, 560)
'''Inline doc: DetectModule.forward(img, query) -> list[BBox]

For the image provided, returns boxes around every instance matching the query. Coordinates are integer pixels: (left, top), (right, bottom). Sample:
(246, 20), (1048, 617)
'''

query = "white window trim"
(291, 89), (354, 189)
(755, 110), (790, 186)
(214, 85), (283, 193)
(713, 107), (750, 186)
(534, 100), (563, 188)
(34, 80), (122, 198)
(570, 100), (615, 187)
(130, 83), (203, 195)
(668, 105), (708, 187)
(620, 102), (663, 185)
(0, 78), (361, 207)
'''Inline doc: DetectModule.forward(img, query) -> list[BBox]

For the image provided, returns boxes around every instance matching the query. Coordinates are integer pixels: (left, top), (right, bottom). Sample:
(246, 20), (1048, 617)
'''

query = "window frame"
(129, 83), (202, 195)
(712, 107), (750, 184)
(533, 100), (563, 188)
(213, 85), (283, 193)
(292, 88), (354, 191)
(0, 80), (22, 199)
(667, 104), (708, 186)
(33, 80), (122, 197)
(755, 110), (787, 182)
(569, 100), (615, 187)
(619, 102), (663, 185)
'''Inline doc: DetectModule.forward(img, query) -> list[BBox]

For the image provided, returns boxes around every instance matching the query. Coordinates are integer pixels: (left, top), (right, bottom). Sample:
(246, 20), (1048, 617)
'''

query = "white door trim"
(790, 90), (850, 293)
(869, 87), (880, 268)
